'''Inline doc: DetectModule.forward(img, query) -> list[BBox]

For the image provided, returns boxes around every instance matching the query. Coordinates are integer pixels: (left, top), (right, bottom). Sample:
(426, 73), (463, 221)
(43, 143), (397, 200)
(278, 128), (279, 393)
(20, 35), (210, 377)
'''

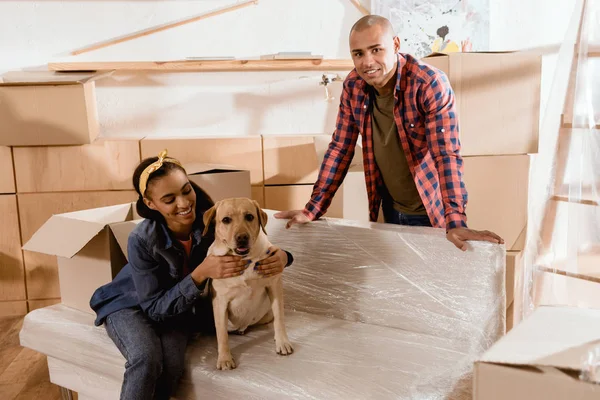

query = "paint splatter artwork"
(370, 0), (489, 58)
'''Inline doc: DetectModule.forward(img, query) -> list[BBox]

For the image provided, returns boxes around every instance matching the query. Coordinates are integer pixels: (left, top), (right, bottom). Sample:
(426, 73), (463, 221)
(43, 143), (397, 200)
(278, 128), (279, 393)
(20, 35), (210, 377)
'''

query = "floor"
(0, 316), (64, 400)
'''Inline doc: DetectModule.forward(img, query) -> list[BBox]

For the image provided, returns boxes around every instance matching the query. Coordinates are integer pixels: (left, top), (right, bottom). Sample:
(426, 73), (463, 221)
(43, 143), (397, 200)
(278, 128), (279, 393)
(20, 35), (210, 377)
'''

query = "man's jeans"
(382, 200), (432, 227)
(105, 307), (190, 400)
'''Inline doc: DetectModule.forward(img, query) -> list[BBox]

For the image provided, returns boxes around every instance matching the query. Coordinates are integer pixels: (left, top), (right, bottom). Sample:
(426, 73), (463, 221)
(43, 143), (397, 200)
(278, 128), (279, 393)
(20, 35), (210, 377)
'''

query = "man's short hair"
(350, 15), (396, 37)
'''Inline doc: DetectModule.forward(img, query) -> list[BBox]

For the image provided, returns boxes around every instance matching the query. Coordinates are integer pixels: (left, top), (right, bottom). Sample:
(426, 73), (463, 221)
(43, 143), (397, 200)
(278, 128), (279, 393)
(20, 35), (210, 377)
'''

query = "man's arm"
(420, 71), (468, 230)
(302, 80), (360, 220)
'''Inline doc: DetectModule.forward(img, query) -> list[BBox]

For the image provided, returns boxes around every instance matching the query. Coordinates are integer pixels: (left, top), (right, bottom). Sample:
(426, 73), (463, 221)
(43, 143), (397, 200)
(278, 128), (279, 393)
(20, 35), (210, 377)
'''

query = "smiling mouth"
(364, 68), (379, 76)
(177, 208), (192, 216)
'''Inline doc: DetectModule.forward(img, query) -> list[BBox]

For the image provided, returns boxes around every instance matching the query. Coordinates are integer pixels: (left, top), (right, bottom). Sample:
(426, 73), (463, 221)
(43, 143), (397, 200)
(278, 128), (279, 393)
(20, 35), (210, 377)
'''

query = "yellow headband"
(138, 149), (184, 196)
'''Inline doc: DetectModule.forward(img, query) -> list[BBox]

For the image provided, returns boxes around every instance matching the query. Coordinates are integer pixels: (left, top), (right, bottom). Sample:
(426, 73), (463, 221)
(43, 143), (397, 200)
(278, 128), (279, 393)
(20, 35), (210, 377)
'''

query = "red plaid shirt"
(303, 53), (468, 230)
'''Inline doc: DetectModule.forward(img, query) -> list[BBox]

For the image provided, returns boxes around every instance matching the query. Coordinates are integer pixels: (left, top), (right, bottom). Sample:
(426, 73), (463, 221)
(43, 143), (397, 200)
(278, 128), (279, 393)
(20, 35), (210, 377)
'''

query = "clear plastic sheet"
(521, 0), (600, 318)
(581, 346), (600, 384)
(20, 210), (504, 400)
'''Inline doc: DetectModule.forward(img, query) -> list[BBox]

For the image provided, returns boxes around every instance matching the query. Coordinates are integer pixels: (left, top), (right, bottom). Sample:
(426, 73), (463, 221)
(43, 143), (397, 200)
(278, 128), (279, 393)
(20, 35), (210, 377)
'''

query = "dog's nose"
(235, 233), (249, 243)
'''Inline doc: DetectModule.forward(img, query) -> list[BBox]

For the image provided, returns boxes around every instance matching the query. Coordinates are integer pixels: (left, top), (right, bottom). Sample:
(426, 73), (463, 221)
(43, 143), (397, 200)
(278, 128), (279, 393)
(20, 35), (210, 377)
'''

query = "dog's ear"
(202, 203), (218, 236)
(253, 200), (268, 235)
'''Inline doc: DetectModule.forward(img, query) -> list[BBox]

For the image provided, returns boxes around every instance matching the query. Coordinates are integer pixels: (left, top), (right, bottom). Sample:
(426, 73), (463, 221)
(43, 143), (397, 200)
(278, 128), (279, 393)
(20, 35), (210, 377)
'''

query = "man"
(275, 15), (503, 251)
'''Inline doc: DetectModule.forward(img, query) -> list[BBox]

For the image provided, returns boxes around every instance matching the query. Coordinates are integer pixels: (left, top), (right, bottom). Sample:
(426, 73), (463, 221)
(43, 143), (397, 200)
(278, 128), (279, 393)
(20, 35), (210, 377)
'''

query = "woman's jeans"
(104, 307), (190, 400)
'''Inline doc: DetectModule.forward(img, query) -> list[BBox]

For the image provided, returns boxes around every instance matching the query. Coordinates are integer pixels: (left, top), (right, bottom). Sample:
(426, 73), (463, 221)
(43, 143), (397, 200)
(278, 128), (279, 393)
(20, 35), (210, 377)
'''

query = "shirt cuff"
(446, 213), (468, 231)
(177, 274), (203, 302)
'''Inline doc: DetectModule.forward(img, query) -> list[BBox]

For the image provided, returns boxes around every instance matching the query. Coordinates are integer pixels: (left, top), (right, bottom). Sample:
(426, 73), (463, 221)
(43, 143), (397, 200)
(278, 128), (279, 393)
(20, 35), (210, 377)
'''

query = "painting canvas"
(370, 0), (490, 59)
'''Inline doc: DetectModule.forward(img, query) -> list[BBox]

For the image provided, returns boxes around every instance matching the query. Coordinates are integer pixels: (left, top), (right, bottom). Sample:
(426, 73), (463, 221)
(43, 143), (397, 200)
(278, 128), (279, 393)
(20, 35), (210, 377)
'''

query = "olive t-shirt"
(371, 91), (427, 215)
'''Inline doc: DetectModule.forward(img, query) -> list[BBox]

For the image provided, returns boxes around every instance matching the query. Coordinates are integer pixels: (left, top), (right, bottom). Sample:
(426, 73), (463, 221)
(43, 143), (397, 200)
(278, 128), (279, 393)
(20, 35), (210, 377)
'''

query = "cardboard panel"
(423, 52), (541, 156)
(506, 250), (521, 309)
(0, 301), (27, 316)
(0, 146), (15, 193)
(0, 83), (100, 146)
(251, 185), (265, 208)
(263, 135), (321, 185)
(264, 168), (370, 222)
(462, 155), (530, 250)
(13, 140), (140, 193)
(18, 191), (137, 299)
(28, 298), (61, 312)
(188, 170), (251, 202)
(141, 137), (263, 185)
(0, 195), (25, 301)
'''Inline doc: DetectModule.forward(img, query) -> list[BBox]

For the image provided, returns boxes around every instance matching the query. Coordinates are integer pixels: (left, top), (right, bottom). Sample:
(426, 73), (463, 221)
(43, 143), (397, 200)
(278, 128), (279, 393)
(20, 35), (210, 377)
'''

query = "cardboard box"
(186, 163), (251, 202)
(474, 306), (600, 399)
(27, 298), (61, 312)
(0, 195), (25, 301)
(22, 203), (142, 314)
(141, 136), (263, 185)
(252, 186), (265, 208)
(423, 52), (541, 156)
(13, 139), (140, 193)
(0, 146), (15, 193)
(18, 191), (138, 300)
(462, 155), (530, 250)
(264, 165), (371, 222)
(262, 134), (363, 185)
(0, 71), (107, 146)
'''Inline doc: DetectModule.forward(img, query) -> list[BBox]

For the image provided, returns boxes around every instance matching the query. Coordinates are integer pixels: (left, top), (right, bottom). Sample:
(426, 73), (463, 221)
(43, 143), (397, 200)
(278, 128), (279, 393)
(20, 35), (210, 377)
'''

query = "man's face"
(349, 24), (400, 91)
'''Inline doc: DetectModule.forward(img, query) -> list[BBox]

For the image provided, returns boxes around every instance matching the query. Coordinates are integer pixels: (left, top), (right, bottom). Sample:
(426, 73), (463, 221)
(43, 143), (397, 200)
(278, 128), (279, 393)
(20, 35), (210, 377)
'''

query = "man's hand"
(446, 227), (504, 251)
(273, 210), (311, 229)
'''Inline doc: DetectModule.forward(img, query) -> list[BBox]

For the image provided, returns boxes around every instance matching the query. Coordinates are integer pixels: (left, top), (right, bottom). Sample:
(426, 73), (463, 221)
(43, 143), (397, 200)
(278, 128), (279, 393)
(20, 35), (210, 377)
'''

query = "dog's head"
(202, 197), (268, 256)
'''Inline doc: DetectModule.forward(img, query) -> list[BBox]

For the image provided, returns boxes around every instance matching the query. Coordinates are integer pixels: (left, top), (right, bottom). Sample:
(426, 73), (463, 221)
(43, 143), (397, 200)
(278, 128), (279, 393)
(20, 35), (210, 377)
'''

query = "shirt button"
(410, 124), (414, 128)
(440, 128), (445, 132)
(363, 105), (367, 109)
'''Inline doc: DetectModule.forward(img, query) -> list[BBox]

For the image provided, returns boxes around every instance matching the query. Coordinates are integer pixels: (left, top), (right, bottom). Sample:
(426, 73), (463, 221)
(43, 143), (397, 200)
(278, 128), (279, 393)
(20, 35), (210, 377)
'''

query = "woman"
(90, 150), (294, 400)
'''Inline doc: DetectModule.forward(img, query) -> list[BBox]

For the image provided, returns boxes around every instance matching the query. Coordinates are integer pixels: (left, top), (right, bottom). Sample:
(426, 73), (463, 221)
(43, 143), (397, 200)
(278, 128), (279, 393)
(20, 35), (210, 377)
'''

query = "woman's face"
(144, 169), (197, 231)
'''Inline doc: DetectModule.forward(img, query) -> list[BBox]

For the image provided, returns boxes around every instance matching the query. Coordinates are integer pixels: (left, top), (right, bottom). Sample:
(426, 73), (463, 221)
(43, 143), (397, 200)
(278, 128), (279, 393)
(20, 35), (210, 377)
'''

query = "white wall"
(0, 0), (578, 139)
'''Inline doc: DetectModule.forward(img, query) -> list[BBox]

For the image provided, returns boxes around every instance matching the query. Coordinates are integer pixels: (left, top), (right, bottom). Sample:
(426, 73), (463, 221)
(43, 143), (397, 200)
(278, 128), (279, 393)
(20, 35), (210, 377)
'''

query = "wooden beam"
(70, 0), (259, 56)
(349, 0), (369, 15)
(48, 59), (355, 72)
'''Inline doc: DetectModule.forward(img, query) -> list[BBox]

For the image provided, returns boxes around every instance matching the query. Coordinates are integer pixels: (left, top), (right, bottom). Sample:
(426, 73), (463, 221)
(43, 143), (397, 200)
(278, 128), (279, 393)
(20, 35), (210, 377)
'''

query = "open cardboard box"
(422, 51), (541, 156)
(22, 164), (252, 313)
(474, 305), (600, 399)
(0, 71), (108, 146)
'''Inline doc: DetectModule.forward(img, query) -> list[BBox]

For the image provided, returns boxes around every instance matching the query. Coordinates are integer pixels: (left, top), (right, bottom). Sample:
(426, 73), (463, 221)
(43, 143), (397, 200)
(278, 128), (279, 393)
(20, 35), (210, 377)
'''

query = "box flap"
(110, 219), (144, 260)
(185, 162), (243, 174)
(479, 306), (600, 371)
(22, 203), (134, 258)
(0, 71), (112, 86)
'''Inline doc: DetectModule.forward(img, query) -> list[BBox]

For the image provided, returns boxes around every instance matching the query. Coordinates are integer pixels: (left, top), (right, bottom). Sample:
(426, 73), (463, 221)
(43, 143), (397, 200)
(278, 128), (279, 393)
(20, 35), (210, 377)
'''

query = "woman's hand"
(255, 246), (287, 278)
(192, 255), (247, 283)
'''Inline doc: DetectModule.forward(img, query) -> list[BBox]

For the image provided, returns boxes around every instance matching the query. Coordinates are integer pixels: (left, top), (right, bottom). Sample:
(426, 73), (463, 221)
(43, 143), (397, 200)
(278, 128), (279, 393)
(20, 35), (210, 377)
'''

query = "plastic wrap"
(520, 0), (600, 322)
(21, 212), (504, 400)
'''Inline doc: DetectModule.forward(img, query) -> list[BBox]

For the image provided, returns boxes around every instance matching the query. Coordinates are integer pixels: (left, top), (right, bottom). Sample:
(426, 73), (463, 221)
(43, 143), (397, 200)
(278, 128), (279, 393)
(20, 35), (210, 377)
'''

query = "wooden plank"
(71, 0), (259, 56)
(48, 59), (355, 72)
(349, 0), (369, 15)
(262, 135), (321, 185)
(0, 302), (27, 317)
(18, 191), (138, 299)
(141, 136), (264, 185)
(0, 147), (15, 194)
(13, 140), (140, 193)
(0, 195), (25, 301)
(27, 299), (61, 312)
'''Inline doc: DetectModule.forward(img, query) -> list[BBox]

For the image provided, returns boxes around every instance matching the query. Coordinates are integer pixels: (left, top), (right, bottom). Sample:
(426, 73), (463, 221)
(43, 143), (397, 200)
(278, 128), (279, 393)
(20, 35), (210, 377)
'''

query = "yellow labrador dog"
(202, 198), (293, 370)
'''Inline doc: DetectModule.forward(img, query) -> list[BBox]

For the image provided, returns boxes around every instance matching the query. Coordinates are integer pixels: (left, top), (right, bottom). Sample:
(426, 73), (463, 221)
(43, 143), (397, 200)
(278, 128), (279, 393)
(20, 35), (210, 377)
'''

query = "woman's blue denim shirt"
(90, 217), (293, 327)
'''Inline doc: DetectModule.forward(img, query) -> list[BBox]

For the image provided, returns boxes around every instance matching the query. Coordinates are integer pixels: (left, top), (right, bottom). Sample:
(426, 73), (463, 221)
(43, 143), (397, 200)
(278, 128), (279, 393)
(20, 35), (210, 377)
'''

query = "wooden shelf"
(48, 59), (355, 72)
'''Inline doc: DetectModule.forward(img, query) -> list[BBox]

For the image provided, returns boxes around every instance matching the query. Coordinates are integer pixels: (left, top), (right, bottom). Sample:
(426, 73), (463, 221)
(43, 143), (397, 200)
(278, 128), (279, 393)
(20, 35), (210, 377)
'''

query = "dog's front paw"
(275, 339), (294, 356)
(216, 355), (236, 370)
